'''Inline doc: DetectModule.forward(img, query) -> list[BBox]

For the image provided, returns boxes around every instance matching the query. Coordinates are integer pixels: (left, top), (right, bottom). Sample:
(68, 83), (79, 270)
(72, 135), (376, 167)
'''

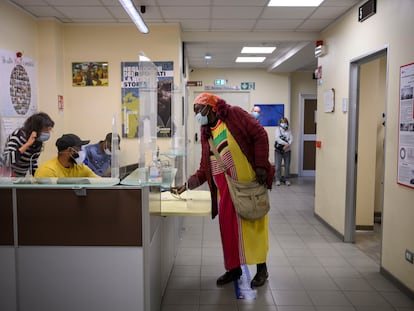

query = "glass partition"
(121, 55), (187, 191)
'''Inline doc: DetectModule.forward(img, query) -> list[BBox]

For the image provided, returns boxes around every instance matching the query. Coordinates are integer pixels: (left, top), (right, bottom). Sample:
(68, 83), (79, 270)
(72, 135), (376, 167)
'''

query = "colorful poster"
(0, 49), (37, 117)
(397, 62), (414, 189)
(72, 62), (108, 87)
(120, 61), (174, 138)
(121, 62), (140, 138)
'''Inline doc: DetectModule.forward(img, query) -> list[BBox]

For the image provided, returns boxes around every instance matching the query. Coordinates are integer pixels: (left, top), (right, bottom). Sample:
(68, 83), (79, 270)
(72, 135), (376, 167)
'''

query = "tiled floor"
(161, 177), (414, 311)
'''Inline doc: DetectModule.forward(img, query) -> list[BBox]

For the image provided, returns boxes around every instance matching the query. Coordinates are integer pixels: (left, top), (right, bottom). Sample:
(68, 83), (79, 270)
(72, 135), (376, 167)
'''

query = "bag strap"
(208, 138), (228, 173)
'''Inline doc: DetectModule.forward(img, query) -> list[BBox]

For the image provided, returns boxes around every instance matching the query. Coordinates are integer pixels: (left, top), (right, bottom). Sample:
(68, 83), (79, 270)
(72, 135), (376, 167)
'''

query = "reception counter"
(0, 177), (211, 311)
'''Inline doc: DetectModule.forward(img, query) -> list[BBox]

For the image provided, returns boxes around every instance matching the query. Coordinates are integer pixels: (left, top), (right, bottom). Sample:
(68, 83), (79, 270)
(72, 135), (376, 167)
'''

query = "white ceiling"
(8, 0), (361, 72)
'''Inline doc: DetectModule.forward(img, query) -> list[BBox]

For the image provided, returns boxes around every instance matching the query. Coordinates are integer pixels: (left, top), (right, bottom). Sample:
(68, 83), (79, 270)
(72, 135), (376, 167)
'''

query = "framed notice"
(324, 88), (335, 112)
(397, 62), (414, 189)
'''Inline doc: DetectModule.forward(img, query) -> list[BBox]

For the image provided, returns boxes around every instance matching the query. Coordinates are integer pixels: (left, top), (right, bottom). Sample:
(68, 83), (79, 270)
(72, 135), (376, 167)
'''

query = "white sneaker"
(276, 180), (281, 186)
(285, 180), (291, 186)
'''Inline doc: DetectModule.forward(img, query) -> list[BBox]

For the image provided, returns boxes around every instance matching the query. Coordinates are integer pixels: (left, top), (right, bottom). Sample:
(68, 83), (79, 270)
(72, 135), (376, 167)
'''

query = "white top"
(275, 126), (293, 151)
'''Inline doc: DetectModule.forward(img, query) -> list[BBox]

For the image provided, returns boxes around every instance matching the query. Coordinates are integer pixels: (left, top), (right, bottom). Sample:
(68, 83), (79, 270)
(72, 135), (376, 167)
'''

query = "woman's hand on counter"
(172, 183), (187, 195)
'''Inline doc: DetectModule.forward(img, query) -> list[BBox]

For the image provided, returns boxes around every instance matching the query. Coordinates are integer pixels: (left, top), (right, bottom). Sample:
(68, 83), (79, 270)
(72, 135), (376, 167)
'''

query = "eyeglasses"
(194, 104), (209, 115)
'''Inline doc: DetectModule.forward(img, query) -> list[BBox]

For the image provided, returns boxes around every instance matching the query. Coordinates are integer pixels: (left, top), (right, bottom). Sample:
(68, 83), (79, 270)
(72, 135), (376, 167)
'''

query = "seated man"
(34, 134), (99, 178)
(83, 133), (120, 176)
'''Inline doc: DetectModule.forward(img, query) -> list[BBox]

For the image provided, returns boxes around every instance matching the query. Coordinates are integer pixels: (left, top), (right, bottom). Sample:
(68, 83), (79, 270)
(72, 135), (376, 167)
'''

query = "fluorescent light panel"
(268, 0), (324, 7)
(236, 57), (266, 63)
(241, 47), (276, 54)
(119, 0), (149, 34)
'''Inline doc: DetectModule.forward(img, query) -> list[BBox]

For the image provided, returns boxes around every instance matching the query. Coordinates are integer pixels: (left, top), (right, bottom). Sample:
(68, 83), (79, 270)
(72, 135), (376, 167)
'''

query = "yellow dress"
(210, 120), (268, 269)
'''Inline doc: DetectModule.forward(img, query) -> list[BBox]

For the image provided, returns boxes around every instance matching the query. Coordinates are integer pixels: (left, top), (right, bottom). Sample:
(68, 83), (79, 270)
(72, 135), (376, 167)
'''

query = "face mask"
(195, 105), (209, 125)
(37, 132), (50, 142)
(280, 123), (288, 129)
(196, 113), (209, 125)
(71, 150), (86, 165)
(251, 111), (260, 119)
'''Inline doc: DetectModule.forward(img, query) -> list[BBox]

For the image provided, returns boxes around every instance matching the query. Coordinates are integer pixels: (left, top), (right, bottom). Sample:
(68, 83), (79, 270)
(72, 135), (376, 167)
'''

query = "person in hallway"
(274, 117), (293, 186)
(83, 132), (121, 176)
(1, 112), (54, 177)
(250, 105), (261, 120)
(175, 93), (275, 288)
(34, 133), (99, 178)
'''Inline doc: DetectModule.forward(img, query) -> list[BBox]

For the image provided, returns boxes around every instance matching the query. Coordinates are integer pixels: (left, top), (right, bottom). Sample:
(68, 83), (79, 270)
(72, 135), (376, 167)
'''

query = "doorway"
(299, 94), (317, 177)
(344, 48), (388, 266)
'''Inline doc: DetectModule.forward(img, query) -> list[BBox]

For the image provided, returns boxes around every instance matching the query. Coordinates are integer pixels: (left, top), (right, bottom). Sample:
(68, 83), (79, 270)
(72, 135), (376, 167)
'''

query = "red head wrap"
(193, 93), (220, 112)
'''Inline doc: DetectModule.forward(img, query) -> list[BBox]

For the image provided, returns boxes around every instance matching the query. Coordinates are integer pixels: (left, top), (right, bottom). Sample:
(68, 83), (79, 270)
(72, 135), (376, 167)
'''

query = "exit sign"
(214, 79), (227, 86)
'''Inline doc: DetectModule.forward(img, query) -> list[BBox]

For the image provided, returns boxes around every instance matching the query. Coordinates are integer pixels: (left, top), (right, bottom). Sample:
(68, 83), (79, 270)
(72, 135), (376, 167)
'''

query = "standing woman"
(274, 117), (293, 186)
(2, 112), (54, 177)
(176, 93), (274, 288)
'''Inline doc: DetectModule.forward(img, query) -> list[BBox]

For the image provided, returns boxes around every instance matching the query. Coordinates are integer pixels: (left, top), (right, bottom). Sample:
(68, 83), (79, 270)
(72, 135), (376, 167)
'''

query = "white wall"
(315, 0), (414, 291)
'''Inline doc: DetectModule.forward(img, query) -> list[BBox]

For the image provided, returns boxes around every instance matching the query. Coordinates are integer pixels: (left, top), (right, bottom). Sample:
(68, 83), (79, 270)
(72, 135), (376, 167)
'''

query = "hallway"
(161, 177), (414, 311)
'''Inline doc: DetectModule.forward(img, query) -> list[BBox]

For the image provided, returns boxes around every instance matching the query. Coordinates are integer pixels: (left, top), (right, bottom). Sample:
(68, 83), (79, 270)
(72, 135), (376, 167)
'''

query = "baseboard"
(380, 266), (414, 300)
(356, 225), (374, 231)
(314, 212), (345, 241)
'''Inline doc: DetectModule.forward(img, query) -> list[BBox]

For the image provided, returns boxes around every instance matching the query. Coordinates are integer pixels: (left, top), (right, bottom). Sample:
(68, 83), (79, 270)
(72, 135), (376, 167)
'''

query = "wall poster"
(120, 61), (174, 138)
(397, 62), (414, 189)
(0, 49), (37, 118)
(72, 62), (108, 87)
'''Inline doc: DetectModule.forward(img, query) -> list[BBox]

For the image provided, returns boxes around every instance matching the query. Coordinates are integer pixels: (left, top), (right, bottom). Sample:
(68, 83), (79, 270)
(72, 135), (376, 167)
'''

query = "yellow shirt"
(34, 157), (99, 178)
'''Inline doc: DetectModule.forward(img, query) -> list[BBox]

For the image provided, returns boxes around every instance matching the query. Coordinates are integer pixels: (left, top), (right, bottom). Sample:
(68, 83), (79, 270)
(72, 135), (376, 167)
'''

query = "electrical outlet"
(405, 249), (413, 264)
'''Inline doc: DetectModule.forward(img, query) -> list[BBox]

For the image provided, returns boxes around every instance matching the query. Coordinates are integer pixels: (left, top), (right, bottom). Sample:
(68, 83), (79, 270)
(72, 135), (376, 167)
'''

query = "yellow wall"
(316, 0), (414, 290)
(0, 1), (182, 167)
(39, 22), (181, 165)
(0, 1), (38, 55)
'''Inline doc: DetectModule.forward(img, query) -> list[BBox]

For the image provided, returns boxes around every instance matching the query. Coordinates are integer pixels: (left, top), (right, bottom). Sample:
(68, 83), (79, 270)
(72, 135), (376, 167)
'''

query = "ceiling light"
(241, 47), (276, 54)
(268, 0), (324, 7)
(236, 57), (266, 63)
(119, 0), (149, 34)
(204, 55), (212, 60)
